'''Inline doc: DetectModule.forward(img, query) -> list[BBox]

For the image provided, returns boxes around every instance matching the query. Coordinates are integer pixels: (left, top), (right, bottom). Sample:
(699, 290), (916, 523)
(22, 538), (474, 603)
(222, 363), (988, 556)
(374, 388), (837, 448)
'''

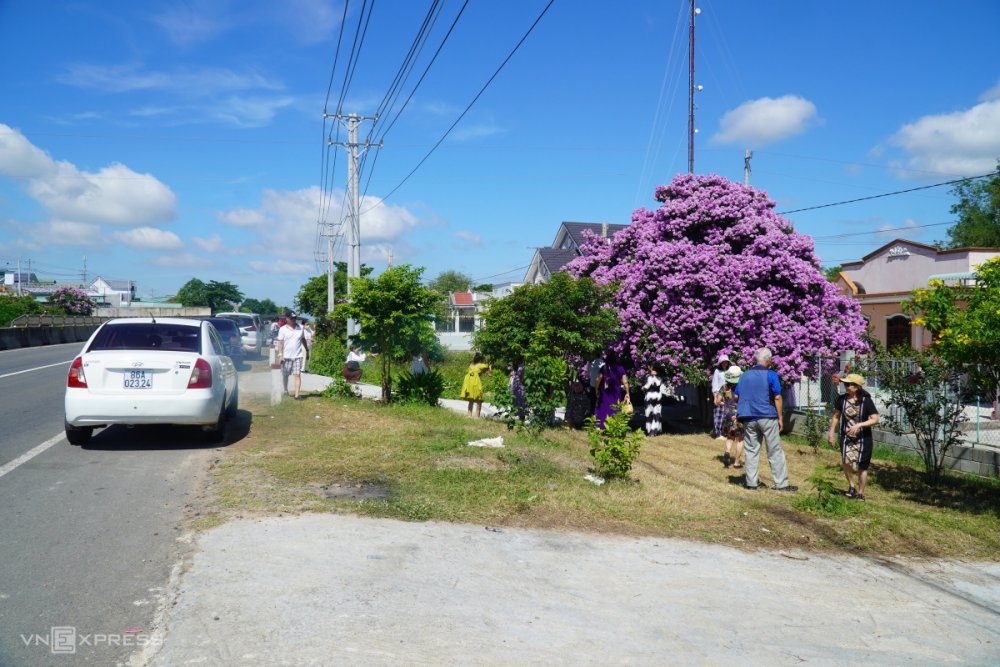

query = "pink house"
(835, 239), (1000, 350)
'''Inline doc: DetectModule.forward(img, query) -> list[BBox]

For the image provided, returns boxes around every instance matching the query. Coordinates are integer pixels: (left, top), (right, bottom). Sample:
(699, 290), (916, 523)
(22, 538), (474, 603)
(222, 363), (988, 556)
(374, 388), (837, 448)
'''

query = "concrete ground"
(149, 514), (999, 666)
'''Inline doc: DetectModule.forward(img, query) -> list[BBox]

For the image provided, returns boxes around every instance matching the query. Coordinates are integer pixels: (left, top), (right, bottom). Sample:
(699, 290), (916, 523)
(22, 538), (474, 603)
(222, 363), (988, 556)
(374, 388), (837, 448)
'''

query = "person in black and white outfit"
(643, 364), (666, 437)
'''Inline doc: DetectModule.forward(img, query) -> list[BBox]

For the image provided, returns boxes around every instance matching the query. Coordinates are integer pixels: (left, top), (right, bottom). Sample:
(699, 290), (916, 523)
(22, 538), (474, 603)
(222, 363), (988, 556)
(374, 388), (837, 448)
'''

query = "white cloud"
(712, 95), (818, 146)
(0, 124), (55, 179)
(280, 0), (342, 44)
(60, 63), (282, 97)
(979, 78), (1000, 102)
(112, 227), (184, 250)
(450, 123), (504, 141)
(214, 186), (424, 270)
(210, 95), (297, 128)
(0, 125), (177, 226)
(153, 5), (228, 46)
(32, 220), (102, 246)
(249, 259), (312, 273)
(192, 233), (226, 253)
(151, 252), (213, 268)
(888, 99), (1000, 176)
(217, 207), (270, 227)
(454, 230), (482, 246)
(877, 218), (919, 238)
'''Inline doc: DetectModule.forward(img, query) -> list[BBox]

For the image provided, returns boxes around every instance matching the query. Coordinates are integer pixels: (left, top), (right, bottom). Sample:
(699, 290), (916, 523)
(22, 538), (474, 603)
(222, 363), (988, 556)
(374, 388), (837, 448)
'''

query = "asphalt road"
(0, 342), (246, 666)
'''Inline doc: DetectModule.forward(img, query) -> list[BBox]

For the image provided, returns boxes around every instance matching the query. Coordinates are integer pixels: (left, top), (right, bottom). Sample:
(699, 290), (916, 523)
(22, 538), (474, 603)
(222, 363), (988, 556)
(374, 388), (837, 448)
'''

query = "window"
(89, 323), (202, 352)
(886, 315), (911, 351)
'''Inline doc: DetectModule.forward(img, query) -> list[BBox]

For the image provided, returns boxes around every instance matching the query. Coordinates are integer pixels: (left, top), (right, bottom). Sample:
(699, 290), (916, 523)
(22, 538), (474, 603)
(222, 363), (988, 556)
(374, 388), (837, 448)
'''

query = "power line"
(778, 172), (998, 215)
(472, 264), (531, 283)
(811, 220), (952, 241)
(363, 0), (556, 215)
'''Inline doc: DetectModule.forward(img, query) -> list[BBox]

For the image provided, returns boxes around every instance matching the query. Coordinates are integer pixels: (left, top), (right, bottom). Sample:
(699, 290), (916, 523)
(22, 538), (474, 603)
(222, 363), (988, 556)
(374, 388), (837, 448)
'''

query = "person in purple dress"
(594, 352), (630, 428)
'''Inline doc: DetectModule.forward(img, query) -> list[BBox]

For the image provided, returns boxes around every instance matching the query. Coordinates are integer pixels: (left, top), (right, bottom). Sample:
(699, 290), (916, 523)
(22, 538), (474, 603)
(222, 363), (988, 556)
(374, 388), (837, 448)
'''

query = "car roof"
(104, 317), (203, 327)
(215, 312), (259, 317)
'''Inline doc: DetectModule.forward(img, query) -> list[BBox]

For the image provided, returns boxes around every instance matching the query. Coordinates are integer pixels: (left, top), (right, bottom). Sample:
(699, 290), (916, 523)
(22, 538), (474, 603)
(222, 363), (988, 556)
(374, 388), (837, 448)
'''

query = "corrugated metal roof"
(927, 272), (978, 282)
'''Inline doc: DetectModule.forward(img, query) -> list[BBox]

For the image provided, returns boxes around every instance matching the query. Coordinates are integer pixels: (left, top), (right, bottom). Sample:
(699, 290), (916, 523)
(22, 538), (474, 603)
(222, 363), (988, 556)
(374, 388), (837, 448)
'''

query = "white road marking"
(0, 360), (72, 380)
(0, 433), (65, 480)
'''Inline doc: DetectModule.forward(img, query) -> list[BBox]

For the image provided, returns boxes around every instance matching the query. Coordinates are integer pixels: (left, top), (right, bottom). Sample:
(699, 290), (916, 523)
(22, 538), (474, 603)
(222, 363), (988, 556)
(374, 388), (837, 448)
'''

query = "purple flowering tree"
(49, 286), (97, 316)
(566, 173), (867, 383)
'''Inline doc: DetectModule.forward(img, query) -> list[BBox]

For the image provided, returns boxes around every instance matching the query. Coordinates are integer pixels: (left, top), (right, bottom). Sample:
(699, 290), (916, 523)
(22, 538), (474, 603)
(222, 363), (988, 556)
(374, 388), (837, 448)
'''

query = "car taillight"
(188, 358), (213, 388)
(68, 357), (87, 388)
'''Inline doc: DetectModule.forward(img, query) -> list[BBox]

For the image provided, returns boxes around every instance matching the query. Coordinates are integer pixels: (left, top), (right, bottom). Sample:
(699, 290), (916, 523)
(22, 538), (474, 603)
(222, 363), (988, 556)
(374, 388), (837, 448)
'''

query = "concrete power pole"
(329, 112), (380, 339)
(744, 149), (753, 186)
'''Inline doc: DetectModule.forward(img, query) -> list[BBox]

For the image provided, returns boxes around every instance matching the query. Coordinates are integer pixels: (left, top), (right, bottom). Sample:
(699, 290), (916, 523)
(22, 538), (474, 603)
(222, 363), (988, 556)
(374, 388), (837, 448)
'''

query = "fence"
(10, 315), (108, 327)
(789, 354), (1000, 450)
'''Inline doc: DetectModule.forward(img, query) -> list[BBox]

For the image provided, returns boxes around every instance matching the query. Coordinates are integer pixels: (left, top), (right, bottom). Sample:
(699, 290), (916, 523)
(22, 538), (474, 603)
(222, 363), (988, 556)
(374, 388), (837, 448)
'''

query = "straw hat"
(842, 373), (865, 386)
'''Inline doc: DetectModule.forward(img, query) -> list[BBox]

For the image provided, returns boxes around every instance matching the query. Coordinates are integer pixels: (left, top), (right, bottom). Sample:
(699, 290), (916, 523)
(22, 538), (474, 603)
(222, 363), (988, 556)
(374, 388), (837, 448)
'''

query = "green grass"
(197, 395), (1000, 559)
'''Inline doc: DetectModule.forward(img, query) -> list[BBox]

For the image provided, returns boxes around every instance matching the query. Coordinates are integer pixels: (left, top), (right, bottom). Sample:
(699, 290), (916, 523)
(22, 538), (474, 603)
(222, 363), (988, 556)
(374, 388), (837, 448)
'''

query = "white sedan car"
(64, 318), (238, 445)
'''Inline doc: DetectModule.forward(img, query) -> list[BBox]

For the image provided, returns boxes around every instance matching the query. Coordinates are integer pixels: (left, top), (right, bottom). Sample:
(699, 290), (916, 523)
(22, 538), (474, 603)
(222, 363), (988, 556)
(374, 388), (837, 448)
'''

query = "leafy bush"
(793, 469), (862, 517)
(396, 370), (445, 406)
(586, 406), (644, 480)
(308, 334), (346, 378)
(0, 293), (45, 326)
(321, 377), (358, 399)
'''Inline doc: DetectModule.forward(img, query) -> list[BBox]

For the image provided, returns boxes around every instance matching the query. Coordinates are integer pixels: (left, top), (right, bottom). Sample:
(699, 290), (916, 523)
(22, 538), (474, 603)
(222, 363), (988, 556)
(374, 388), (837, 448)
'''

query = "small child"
(720, 365), (744, 467)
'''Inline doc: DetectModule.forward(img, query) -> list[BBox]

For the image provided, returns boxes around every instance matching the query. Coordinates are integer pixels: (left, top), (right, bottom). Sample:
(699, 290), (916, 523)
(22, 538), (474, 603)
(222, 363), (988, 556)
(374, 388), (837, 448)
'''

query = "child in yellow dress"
(460, 353), (490, 417)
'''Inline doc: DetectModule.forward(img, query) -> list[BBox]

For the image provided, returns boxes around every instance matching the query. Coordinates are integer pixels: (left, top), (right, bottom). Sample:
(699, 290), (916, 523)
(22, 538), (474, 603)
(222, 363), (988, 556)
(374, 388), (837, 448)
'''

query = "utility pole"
(687, 1), (702, 174)
(328, 112), (380, 339)
(744, 149), (753, 186)
(82, 256), (87, 286)
(16, 257), (21, 295)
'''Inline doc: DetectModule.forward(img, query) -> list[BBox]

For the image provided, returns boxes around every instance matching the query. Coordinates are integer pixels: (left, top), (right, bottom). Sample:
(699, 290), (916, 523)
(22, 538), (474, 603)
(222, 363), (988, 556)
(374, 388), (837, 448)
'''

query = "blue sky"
(1, 0), (998, 310)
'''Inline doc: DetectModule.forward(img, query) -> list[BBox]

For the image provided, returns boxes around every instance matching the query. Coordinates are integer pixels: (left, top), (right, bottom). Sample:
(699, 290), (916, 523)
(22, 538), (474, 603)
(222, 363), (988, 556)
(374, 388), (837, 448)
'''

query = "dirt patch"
(316, 481), (391, 501)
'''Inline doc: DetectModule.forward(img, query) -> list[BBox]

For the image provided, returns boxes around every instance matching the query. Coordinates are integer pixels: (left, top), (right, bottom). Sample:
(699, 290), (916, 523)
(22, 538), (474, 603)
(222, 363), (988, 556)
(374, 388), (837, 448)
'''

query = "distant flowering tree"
(49, 286), (97, 316)
(567, 173), (867, 383)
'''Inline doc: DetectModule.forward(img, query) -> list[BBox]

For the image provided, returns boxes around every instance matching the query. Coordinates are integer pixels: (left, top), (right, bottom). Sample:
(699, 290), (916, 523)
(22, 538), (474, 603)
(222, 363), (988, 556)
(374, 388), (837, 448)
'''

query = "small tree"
(586, 407), (644, 480)
(49, 286), (97, 316)
(941, 160), (1000, 248)
(473, 272), (620, 432)
(868, 349), (969, 480)
(905, 256), (1000, 403)
(337, 264), (439, 403)
(0, 293), (45, 325)
(176, 278), (244, 313)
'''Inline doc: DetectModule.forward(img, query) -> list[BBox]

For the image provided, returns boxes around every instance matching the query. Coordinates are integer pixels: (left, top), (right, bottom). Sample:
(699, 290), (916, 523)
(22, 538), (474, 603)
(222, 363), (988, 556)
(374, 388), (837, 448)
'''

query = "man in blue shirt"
(733, 347), (797, 491)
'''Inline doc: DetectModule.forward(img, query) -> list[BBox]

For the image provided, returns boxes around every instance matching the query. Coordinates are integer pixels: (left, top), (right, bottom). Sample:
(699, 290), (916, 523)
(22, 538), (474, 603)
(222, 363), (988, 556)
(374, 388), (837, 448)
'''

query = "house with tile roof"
(835, 238), (1000, 350)
(524, 221), (628, 283)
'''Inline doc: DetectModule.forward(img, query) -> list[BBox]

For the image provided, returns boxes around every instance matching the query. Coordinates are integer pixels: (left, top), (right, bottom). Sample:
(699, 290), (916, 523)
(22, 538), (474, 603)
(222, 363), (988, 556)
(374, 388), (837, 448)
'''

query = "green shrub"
(793, 469), (862, 517)
(586, 406), (644, 479)
(321, 377), (358, 399)
(308, 335), (346, 378)
(0, 293), (45, 327)
(396, 370), (445, 406)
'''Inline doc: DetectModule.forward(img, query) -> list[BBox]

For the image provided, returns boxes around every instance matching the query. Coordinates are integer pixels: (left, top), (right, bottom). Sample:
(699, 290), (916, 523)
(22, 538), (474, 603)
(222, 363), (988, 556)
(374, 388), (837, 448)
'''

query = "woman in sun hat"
(827, 373), (880, 501)
(720, 365), (744, 467)
(711, 354), (732, 439)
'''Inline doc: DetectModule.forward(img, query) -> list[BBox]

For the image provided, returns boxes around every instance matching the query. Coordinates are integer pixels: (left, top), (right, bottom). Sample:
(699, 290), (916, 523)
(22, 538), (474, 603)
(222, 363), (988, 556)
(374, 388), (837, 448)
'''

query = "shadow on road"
(81, 409), (253, 451)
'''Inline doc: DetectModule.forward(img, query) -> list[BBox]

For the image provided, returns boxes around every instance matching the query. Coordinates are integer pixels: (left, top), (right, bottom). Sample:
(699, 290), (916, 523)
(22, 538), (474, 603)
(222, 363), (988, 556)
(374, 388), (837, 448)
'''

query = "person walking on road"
(719, 365), (744, 467)
(827, 373), (880, 501)
(276, 312), (308, 400)
(734, 348), (796, 491)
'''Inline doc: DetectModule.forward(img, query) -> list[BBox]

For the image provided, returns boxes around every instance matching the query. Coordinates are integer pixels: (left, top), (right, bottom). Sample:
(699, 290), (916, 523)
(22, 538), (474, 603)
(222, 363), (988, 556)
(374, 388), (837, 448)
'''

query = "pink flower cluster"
(566, 173), (867, 383)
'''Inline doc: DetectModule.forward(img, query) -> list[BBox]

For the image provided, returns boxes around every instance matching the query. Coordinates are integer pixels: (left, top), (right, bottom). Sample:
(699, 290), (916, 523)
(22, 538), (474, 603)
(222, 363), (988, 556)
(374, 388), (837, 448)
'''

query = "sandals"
(733, 462), (743, 469)
(722, 452), (732, 467)
(844, 486), (856, 498)
(855, 493), (866, 502)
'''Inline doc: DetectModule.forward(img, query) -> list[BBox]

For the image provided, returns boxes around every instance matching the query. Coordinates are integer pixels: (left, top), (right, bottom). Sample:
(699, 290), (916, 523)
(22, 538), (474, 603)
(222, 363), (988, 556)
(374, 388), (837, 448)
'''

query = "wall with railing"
(0, 316), (108, 351)
(787, 354), (1000, 476)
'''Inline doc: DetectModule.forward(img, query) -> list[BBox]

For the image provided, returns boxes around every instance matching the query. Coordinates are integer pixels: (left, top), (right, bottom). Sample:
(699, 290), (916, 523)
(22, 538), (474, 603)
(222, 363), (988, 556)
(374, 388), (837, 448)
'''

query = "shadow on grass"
(871, 463), (1000, 518)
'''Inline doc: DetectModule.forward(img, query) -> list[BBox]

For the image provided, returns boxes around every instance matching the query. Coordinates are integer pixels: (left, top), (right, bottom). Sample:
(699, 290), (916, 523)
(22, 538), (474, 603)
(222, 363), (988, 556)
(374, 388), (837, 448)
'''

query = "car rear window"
(219, 315), (254, 328)
(206, 319), (240, 334)
(88, 323), (202, 353)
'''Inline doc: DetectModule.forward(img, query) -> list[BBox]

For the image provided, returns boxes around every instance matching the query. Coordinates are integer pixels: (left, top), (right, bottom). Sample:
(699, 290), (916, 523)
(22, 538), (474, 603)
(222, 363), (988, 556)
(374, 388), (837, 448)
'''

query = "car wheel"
(203, 404), (227, 443)
(65, 421), (93, 446)
(226, 384), (239, 418)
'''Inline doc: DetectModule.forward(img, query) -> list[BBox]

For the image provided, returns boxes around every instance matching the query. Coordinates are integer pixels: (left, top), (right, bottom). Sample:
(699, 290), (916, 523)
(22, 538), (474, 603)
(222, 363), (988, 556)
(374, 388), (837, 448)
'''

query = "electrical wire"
(363, 0), (557, 215)
(778, 172), (998, 215)
(811, 220), (953, 241)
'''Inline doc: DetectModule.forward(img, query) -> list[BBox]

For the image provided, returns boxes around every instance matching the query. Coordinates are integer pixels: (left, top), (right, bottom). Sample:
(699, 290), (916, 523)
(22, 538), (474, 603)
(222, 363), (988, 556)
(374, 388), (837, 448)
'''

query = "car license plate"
(123, 370), (153, 389)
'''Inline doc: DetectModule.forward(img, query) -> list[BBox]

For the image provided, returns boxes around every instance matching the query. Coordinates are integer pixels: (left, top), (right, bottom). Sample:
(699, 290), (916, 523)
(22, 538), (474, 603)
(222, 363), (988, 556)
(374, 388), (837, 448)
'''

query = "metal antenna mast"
(328, 112), (381, 338)
(687, 1), (702, 174)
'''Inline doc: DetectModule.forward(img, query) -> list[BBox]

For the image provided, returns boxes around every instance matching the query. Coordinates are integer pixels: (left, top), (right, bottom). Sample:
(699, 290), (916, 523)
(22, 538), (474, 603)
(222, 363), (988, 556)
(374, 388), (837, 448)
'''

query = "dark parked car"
(198, 317), (244, 364)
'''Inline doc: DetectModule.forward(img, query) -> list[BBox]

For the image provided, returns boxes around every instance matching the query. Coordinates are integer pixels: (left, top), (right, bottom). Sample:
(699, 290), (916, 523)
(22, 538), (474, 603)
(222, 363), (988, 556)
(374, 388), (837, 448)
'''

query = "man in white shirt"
(276, 311), (308, 399)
